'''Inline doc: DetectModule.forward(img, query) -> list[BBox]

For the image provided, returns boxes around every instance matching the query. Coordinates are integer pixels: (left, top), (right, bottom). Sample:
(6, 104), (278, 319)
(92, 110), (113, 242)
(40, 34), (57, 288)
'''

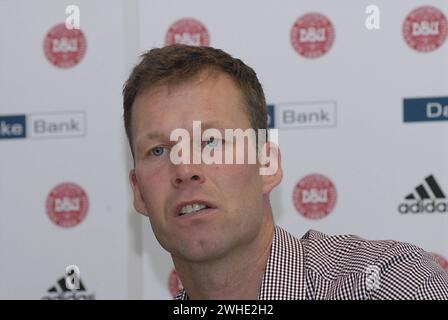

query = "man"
(123, 44), (448, 300)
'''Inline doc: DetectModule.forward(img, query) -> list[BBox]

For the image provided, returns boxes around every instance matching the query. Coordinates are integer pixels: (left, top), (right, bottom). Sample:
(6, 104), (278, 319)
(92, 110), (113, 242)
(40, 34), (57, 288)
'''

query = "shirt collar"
(258, 225), (306, 300)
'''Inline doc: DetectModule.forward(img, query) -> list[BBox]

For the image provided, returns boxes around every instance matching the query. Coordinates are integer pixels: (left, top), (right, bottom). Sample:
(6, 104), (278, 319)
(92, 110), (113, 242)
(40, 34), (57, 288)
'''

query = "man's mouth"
(178, 203), (210, 216)
(175, 201), (214, 217)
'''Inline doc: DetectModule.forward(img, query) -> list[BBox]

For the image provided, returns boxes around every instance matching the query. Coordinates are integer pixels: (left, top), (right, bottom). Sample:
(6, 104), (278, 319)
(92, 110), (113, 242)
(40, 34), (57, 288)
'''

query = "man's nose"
(171, 163), (205, 188)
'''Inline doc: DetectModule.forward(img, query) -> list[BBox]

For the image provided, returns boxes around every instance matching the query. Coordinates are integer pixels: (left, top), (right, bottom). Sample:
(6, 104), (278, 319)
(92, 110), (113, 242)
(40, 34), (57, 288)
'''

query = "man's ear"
(259, 142), (283, 195)
(129, 169), (150, 216)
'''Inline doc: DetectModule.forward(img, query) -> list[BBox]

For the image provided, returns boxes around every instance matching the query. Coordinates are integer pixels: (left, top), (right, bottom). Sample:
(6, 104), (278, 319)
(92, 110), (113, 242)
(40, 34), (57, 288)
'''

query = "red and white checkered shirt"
(175, 225), (448, 300)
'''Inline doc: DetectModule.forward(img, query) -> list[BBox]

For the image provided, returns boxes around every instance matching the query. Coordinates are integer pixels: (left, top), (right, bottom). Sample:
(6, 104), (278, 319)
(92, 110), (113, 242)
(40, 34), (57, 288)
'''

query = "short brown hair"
(123, 45), (267, 156)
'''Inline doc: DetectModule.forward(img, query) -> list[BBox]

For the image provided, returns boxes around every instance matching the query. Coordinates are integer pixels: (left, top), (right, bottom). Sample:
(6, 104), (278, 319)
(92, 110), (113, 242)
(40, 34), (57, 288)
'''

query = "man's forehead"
(137, 68), (228, 100)
(131, 70), (251, 147)
(133, 74), (246, 119)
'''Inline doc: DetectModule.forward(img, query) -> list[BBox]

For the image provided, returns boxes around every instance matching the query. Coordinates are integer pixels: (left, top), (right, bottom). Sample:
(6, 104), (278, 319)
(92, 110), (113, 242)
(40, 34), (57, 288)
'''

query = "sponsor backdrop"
(0, 0), (137, 299)
(0, 0), (447, 299)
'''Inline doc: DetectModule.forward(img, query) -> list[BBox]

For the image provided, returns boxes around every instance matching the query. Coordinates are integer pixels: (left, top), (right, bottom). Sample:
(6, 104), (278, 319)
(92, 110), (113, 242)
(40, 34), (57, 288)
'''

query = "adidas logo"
(398, 175), (447, 214)
(42, 276), (95, 300)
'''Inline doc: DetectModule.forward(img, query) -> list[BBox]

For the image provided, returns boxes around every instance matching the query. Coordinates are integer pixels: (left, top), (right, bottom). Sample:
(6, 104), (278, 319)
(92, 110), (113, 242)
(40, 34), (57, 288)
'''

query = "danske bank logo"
(267, 101), (337, 129)
(398, 175), (447, 214)
(403, 96), (448, 123)
(0, 111), (86, 139)
(0, 115), (26, 139)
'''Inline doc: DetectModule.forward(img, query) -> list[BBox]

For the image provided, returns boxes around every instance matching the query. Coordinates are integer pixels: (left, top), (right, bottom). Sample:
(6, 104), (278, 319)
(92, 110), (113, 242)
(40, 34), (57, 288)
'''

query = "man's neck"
(173, 217), (275, 300)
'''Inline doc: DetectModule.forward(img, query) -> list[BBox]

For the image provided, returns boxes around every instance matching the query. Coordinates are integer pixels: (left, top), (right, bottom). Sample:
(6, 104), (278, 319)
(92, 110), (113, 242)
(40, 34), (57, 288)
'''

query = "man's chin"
(170, 239), (231, 264)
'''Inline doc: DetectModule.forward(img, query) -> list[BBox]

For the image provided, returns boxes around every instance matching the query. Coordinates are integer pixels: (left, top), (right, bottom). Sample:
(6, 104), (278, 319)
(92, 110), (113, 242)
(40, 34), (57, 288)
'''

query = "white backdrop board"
(0, 0), (447, 299)
(137, 0), (448, 299)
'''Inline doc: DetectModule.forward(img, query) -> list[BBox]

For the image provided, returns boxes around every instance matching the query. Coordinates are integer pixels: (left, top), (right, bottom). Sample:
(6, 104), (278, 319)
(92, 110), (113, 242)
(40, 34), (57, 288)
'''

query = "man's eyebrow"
(136, 132), (167, 147)
(137, 121), (236, 145)
(144, 132), (166, 140)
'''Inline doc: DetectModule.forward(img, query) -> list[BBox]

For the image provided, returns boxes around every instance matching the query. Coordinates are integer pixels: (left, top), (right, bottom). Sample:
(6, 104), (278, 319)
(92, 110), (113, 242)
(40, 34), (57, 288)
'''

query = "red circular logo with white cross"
(293, 174), (337, 219)
(168, 269), (184, 298)
(403, 6), (448, 52)
(44, 23), (87, 68)
(290, 13), (335, 58)
(46, 182), (89, 228)
(432, 253), (448, 272)
(165, 18), (210, 46)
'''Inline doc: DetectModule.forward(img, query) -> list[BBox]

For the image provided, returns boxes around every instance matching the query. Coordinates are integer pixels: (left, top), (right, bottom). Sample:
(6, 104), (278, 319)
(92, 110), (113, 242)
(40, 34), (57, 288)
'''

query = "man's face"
(130, 72), (279, 263)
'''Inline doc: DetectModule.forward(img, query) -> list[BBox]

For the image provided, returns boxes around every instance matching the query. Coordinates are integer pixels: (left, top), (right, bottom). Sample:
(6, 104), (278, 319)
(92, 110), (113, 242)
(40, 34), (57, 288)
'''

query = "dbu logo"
(300, 27), (326, 42)
(302, 189), (328, 204)
(412, 21), (440, 36)
(55, 197), (81, 212)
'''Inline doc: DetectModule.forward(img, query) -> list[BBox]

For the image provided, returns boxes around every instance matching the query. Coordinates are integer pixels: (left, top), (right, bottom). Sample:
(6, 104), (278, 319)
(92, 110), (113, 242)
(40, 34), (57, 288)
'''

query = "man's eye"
(151, 146), (165, 156)
(205, 137), (221, 148)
